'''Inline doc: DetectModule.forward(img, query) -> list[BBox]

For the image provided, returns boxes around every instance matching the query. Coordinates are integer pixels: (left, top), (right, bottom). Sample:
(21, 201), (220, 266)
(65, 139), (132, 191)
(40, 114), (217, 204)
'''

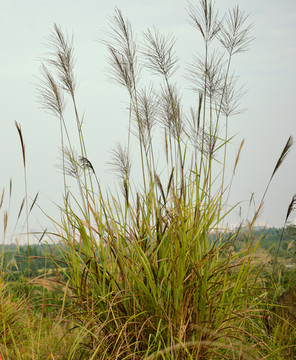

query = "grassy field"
(1, 1), (296, 359)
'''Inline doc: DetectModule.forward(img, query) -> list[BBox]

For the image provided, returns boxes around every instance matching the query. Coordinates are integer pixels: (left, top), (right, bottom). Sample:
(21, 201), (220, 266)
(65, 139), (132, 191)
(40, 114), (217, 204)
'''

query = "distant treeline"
(222, 225), (296, 259)
(1, 243), (65, 279)
(1, 225), (295, 280)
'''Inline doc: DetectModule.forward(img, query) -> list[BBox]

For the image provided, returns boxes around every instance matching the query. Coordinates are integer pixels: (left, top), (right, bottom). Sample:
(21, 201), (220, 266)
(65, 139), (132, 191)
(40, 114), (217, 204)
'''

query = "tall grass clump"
(37, 1), (293, 359)
(0, 181), (80, 359)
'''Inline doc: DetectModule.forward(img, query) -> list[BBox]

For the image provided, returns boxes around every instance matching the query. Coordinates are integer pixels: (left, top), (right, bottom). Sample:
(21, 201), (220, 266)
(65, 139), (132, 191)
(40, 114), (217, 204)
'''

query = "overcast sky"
(1, 0), (296, 240)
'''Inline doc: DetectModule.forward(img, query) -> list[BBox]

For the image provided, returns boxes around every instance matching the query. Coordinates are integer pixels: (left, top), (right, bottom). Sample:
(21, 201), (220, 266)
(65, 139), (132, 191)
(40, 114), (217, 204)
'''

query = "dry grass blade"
(154, 172), (166, 203)
(271, 135), (294, 180)
(3, 211), (8, 235)
(15, 121), (26, 167)
(136, 192), (141, 228)
(287, 239), (294, 252)
(79, 156), (95, 174)
(233, 138), (244, 175)
(255, 135), (294, 221)
(29, 192), (39, 214)
(274, 193), (296, 271)
(38, 228), (48, 243)
(0, 188), (4, 209)
(9, 178), (12, 198)
(17, 198), (25, 221)
(285, 193), (296, 223)
(250, 202), (264, 228)
(166, 167), (175, 197)
(164, 128), (169, 163)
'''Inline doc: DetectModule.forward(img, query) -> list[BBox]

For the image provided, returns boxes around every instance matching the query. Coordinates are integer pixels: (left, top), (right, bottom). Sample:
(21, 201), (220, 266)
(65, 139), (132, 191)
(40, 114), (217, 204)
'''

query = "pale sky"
(1, 0), (296, 240)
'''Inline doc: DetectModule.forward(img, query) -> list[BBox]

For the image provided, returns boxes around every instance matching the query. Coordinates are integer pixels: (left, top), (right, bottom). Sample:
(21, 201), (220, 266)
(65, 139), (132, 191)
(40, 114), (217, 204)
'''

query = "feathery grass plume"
(187, 1), (223, 176)
(132, 87), (158, 147)
(14, 121), (26, 167)
(37, 42), (70, 196)
(57, 146), (81, 179)
(107, 47), (134, 93)
(187, 50), (225, 99)
(204, 125), (218, 158)
(142, 25), (183, 182)
(218, 5), (253, 55)
(37, 64), (65, 117)
(42, 22), (89, 187)
(105, 7), (139, 94)
(219, 73), (246, 117)
(105, 8), (149, 192)
(108, 143), (131, 200)
(159, 83), (183, 140)
(45, 23), (76, 95)
(48, 24), (88, 165)
(185, 95), (203, 154)
(217, 7), (251, 202)
(108, 143), (131, 180)
(187, 0), (221, 43)
(142, 27), (179, 78)
(187, 119), (217, 156)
